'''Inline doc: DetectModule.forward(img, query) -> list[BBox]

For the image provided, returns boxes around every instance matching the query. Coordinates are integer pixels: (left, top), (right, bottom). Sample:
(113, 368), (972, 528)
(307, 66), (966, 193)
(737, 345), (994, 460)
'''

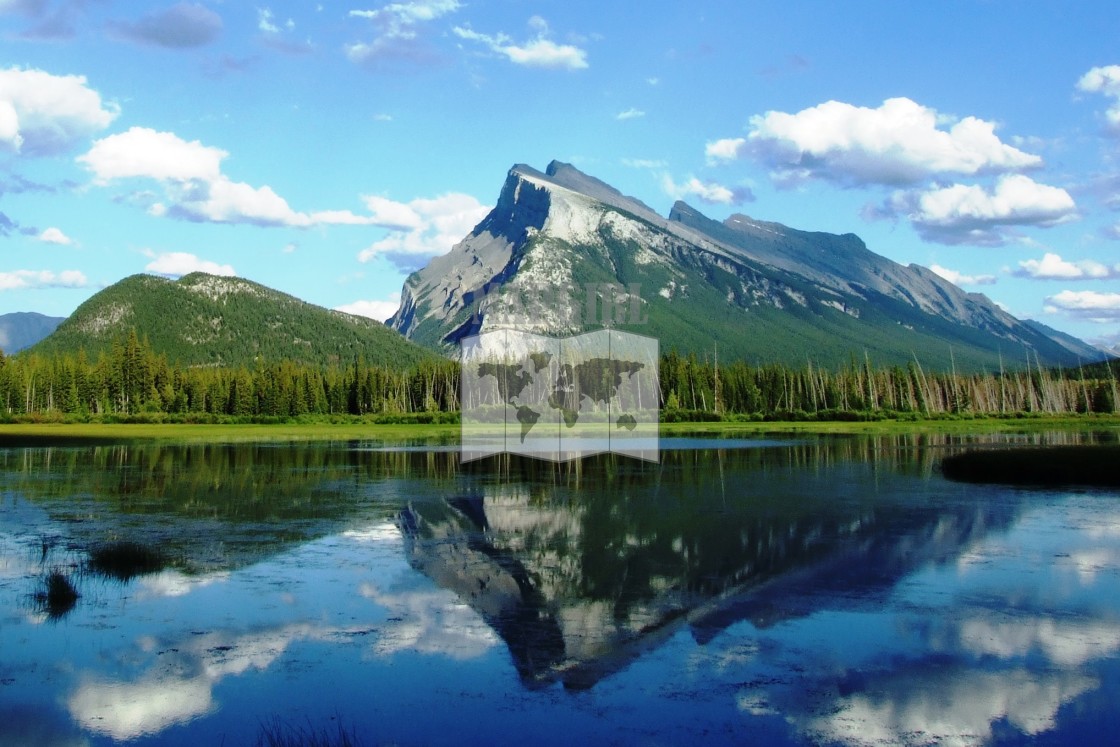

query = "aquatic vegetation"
(255, 717), (366, 747)
(34, 570), (79, 620)
(88, 541), (167, 581)
(941, 445), (1120, 486)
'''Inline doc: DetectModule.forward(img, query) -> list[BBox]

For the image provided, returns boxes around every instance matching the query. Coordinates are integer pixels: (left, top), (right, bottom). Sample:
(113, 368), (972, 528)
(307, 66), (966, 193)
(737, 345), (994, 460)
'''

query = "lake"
(1, 432), (1118, 746)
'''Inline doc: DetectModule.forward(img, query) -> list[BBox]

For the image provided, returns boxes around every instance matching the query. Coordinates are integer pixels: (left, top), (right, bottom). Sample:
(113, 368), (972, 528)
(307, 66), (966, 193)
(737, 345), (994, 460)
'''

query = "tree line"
(0, 331), (1116, 421)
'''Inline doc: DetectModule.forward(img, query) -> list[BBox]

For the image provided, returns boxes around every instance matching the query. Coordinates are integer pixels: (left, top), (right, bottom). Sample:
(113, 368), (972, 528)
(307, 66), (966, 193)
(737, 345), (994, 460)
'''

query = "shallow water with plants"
(1, 432), (1119, 745)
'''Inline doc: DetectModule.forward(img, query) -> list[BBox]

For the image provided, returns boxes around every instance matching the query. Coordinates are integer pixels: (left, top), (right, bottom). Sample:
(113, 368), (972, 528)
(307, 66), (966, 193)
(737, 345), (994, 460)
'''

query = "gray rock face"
(389, 161), (1103, 369)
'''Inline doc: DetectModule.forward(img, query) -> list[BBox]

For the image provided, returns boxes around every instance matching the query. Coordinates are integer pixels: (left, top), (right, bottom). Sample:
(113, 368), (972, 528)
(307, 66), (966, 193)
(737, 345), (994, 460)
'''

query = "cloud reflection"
(959, 617), (1120, 667)
(359, 582), (499, 659)
(67, 623), (319, 739)
(802, 669), (1095, 746)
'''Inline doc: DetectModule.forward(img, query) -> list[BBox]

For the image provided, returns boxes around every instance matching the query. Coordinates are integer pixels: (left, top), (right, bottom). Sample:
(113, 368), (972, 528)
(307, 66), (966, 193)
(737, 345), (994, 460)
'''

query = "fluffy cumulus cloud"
(345, 0), (461, 65)
(705, 137), (747, 164)
(1016, 252), (1119, 280)
(109, 2), (223, 49)
(0, 67), (119, 155)
(78, 127), (367, 228)
(929, 264), (997, 287)
(732, 97), (1040, 187)
(0, 269), (88, 291)
(144, 251), (235, 278)
(875, 174), (1077, 246)
(661, 174), (754, 206)
(616, 108), (645, 121)
(1044, 290), (1120, 322)
(335, 293), (401, 322)
(453, 17), (588, 70)
(79, 127), (225, 183)
(357, 193), (489, 270)
(37, 226), (73, 245)
(1077, 65), (1120, 133)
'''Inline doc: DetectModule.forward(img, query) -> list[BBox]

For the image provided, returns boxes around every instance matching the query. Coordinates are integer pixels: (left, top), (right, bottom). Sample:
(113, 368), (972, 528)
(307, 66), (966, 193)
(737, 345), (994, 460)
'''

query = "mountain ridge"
(389, 161), (1103, 371)
(30, 272), (436, 369)
(0, 312), (64, 354)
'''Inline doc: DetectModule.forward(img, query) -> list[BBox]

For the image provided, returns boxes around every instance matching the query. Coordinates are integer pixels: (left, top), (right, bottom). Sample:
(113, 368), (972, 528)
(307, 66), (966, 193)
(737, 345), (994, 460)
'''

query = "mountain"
(390, 161), (1103, 370)
(0, 312), (65, 354)
(29, 273), (436, 369)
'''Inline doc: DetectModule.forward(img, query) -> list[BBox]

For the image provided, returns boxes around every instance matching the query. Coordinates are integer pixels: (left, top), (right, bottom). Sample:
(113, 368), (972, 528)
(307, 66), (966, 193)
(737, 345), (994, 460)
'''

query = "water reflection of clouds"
(958, 617), (1120, 667)
(134, 569), (230, 598)
(801, 669), (1095, 747)
(726, 497), (1120, 746)
(359, 581), (499, 660)
(67, 623), (318, 740)
(63, 521), (499, 740)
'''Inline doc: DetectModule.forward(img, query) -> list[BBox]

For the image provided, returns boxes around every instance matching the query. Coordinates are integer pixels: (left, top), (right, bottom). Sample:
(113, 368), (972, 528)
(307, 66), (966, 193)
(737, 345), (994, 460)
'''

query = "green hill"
(29, 273), (437, 370)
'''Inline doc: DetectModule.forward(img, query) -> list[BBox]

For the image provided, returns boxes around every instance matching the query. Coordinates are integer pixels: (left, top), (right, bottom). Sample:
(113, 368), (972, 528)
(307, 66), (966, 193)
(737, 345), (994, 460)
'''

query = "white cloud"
(621, 158), (667, 169)
(0, 66), (119, 155)
(350, 0), (461, 25)
(110, 3), (223, 49)
(144, 251), (236, 278)
(357, 192), (489, 270)
(661, 174), (754, 206)
(1044, 289), (1120, 321)
(183, 177), (312, 226)
(616, 108), (645, 121)
(1016, 252), (1118, 280)
(743, 97), (1041, 187)
(453, 23), (588, 70)
(78, 127), (378, 228)
(79, 126), (226, 184)
(929, 264), (997, 286)
(37, 226), (73, 245)
(890, 174), (1077, 246)
(1077, 64), (1120, 133)
(705, 137), (746, 164)
(0, 269), (88, 290)
(345, 0), (461, 64)
(335, 293), (401, 322)
(257, 7), (279, 33)
(362, 194), (424, 230)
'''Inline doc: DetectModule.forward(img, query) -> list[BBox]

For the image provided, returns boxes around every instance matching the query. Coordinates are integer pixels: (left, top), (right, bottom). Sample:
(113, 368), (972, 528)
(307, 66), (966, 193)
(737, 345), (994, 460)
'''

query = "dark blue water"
(1, 434), (1117, 745)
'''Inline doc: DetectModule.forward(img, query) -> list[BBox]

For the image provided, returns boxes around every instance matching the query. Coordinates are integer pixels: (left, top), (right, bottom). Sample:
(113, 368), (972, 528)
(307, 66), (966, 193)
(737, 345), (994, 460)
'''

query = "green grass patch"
(0, 414), (1115, 447)
(0, 421), (461, 446)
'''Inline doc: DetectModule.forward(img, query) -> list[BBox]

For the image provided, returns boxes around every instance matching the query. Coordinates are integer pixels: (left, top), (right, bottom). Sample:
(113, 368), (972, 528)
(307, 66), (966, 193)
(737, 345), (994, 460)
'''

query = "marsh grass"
(34, 569), (79, 620)
(88, 541), (167, 581)
(254, 717), (367, 747)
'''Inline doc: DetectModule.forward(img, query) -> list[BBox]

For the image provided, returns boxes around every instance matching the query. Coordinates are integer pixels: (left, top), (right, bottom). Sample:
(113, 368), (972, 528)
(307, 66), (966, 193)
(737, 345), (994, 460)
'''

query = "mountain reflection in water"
(400, 441), (1022, 689)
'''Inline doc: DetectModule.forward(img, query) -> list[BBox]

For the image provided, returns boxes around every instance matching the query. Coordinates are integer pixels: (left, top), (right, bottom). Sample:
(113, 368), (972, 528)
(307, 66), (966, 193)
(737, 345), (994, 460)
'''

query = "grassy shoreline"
(0, 414), (1116, 446)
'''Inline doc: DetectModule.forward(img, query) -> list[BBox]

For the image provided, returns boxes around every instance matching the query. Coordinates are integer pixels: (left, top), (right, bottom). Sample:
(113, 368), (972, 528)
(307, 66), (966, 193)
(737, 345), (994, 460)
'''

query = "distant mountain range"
(0, 312), (64, 354)
(29, 273), (435, 369)
(389, 161), (1104, 370)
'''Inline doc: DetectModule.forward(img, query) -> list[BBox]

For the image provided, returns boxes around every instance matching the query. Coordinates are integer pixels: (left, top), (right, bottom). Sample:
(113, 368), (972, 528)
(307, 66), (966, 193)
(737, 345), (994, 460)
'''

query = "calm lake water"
(1, 432), (1119, 746)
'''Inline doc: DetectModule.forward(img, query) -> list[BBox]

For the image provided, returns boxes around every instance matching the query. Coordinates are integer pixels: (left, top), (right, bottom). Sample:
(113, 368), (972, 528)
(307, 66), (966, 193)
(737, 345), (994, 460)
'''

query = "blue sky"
(2, 1), (1120, 351)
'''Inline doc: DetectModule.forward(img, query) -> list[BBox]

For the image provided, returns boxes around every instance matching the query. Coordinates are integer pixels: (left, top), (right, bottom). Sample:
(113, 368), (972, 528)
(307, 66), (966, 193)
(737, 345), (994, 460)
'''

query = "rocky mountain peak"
(388, 160), (1103, 368)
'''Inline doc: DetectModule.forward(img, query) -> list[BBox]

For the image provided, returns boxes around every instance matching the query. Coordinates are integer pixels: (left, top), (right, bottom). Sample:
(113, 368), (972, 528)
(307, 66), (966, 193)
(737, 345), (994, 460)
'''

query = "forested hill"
(29, 273), (437, 370)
